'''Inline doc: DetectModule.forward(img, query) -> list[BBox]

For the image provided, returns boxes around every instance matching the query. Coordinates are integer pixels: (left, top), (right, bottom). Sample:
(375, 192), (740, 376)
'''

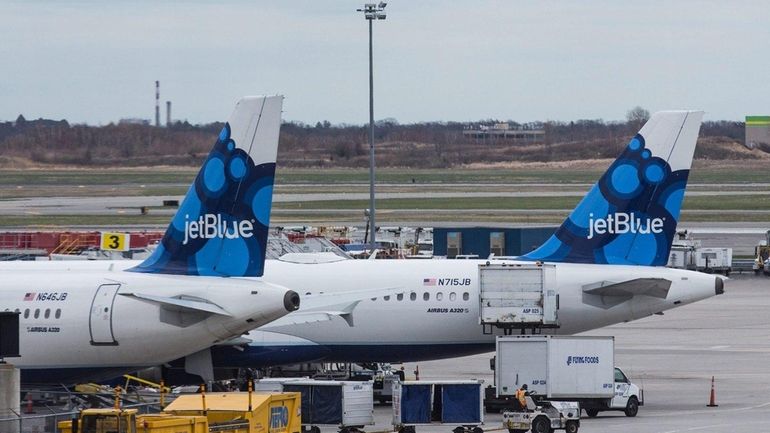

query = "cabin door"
(89, 284), (120, 345)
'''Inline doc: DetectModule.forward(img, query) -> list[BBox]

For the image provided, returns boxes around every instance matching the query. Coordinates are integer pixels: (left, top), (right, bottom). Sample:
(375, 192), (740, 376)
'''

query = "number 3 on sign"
(100, 232), (130, 251)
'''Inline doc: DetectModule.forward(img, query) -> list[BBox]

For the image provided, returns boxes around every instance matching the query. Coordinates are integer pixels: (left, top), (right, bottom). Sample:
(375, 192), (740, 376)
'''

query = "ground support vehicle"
(502, 397), (580, 433)
(496, 336), (643, 417)
(58, 391), (301, 433)
(255, 378), (373, 433)
(373, 369), (401, 404)
(393, 380), (484, 433)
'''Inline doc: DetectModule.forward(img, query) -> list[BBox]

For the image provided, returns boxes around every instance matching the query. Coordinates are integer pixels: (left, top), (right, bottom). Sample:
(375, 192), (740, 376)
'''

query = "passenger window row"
(381, 292), (471, 302)
(8, 308), (63, 320)
(304, 291), (473, 302)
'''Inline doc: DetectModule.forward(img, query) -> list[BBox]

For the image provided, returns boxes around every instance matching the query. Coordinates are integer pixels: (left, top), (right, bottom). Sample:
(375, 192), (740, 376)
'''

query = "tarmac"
(351, 274), (770, 433)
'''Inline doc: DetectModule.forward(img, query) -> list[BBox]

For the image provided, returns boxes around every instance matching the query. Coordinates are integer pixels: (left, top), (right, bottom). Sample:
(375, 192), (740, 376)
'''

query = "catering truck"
(495, 336), (643, 417)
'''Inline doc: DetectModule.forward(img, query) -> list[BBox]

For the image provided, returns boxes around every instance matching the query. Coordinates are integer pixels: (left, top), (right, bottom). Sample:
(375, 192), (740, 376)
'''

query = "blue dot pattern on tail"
(522, 134), (688, 266)
(132, 123), (275, 276)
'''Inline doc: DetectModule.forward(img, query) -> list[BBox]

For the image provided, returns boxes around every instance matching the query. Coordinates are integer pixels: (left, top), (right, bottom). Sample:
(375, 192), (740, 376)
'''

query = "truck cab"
(582, 368), (643, 417)
(603, 367), (643, 417)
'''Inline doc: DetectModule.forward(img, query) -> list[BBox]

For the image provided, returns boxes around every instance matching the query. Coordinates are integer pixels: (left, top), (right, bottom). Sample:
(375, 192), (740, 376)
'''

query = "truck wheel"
(624, 397), (639, 417)
(585, 409), (599, 418)
(531, 416), (551, 433)
(565, 420), (578, 433)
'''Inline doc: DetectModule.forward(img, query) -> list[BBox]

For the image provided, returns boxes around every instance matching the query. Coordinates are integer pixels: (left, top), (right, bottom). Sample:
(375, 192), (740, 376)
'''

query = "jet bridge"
(479, 263), (558, 333)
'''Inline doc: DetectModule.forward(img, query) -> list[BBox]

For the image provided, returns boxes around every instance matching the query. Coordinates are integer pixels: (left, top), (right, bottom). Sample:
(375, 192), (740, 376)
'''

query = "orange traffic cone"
(707, 376), (718, 407)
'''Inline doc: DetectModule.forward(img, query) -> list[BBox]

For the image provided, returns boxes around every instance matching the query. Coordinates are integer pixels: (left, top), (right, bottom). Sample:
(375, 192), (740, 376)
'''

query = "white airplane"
(201, 110), (727, 370)
(5, 111), (726, 382)
(0, 95), (304, 384)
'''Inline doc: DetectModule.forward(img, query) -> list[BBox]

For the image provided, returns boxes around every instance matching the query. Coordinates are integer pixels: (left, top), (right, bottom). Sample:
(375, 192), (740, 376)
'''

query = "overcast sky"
(1, 1), (768, 125)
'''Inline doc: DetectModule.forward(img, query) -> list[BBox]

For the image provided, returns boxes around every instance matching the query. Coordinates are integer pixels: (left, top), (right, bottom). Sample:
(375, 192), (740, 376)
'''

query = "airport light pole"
(357, 2), (386, 253)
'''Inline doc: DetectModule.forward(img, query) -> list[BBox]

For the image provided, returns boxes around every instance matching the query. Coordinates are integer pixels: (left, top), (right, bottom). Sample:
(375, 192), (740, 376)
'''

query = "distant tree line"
(0, 112), (756, 168)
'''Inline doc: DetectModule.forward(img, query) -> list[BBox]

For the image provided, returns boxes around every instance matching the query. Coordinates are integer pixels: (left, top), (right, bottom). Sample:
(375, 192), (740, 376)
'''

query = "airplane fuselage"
(213, 257), (721, 366)
(0, 264), (295, 383)
(1, 257), (721, 373)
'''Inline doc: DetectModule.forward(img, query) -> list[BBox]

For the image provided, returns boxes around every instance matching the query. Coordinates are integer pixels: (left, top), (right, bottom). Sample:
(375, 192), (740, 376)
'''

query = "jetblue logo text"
(587, 212), (664, 240)
(269, 406), (289, 432)
(183, 214), (254, 245)
(566, 355), (600, 366)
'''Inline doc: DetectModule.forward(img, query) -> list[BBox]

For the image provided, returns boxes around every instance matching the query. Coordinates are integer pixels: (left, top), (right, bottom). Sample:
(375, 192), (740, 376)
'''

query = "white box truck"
(495, 336), (643, 417)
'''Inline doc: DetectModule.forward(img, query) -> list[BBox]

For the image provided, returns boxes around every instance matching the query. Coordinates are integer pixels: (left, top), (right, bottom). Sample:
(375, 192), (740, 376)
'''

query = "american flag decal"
(423, 278), (436, 286)
(23, 292), (36, 301)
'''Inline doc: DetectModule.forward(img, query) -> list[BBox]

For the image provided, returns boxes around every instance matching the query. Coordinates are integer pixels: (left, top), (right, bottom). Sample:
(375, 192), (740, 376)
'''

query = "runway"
(2, 192), (770, 216)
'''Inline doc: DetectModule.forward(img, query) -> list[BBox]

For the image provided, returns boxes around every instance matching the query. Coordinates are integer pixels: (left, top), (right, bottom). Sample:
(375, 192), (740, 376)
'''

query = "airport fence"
(0, 402), (159, 433)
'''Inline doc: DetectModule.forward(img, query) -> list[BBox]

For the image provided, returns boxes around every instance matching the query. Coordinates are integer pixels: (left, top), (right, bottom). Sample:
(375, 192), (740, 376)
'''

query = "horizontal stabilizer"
(262, 286), (405, 329)
(583, 278), (672, 298)
(300, 286), (405, 310)
(120, 293), (232, 316)
(262, 311), (350, 329)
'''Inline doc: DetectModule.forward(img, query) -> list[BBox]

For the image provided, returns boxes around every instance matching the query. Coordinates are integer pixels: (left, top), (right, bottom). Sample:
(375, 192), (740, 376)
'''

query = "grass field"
(2, 209), (768, 229)
(271, 194), (770, 211)
(1, 165), (768, 228)
(2, 165), (770, 189)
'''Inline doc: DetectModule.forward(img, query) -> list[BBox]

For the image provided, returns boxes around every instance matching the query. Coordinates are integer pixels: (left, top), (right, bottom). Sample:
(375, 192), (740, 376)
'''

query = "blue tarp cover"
(400, 384), (432, 424)
(441, 384), (481, 423)
(284, 384), (343, 424)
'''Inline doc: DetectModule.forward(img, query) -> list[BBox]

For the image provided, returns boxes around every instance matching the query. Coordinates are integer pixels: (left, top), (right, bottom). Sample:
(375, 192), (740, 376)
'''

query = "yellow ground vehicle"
(58, 392), (301, 433)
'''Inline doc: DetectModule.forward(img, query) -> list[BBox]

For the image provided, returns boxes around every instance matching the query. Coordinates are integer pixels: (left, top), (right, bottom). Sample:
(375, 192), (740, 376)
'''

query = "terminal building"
(433, 227), (554, 258)
(745, 116), (770, 148)
(462, 122), (545, 144)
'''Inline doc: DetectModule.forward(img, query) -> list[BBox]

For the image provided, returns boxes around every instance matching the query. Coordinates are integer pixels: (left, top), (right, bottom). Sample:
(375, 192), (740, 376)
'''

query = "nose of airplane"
(284, 290), (300, 311)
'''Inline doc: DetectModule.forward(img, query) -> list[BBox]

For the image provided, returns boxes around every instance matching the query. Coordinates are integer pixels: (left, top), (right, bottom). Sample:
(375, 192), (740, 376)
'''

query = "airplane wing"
(120, 293), (232, 316)
(261, 286), (405, 328)
(581, 278), (672, 309)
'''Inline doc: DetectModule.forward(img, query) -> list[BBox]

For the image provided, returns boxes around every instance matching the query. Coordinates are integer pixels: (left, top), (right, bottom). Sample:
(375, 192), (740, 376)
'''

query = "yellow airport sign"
(100, 232), (130, 251)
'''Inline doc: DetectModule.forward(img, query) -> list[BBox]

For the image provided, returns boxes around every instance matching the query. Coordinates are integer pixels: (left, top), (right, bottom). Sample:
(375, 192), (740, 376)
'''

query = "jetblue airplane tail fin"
(132, 95), (283, 277)
(522, 111), (703, 266)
